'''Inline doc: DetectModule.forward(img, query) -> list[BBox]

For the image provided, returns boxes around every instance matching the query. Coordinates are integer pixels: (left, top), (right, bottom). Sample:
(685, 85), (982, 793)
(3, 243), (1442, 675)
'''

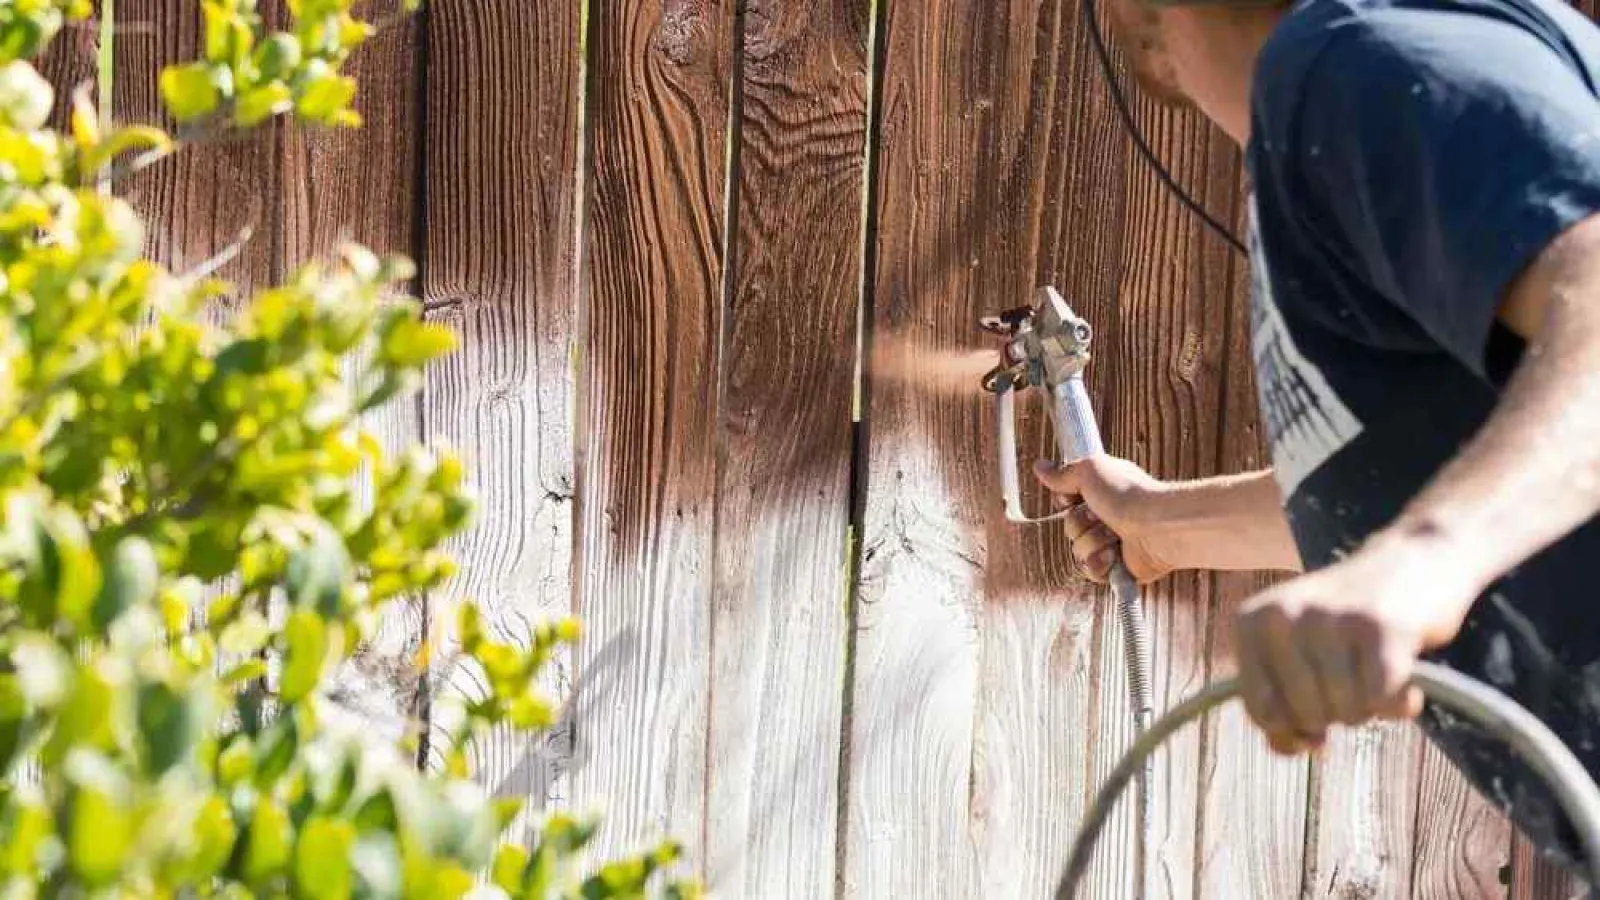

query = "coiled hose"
(1053, 661), (1600, 899)
(1109, 562), (1155, 899)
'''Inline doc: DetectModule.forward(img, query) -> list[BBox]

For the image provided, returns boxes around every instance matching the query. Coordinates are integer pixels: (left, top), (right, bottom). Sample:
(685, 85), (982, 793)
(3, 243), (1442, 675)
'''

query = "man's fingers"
(1358, 641), (1424, 721)
(1034, 459), (1083, 496)
(1063, 503), (1100, 541)
(1258, 611), (1332, 741)
(1235, 630), (1288, 742)
(1306, 625), (1363, 725)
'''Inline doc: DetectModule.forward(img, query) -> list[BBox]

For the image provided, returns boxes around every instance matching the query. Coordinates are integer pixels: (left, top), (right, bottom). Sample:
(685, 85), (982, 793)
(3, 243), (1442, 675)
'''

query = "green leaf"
(294, 816), (355, 900)
(281, 608), (330, 704)
(253, 33), (303, 80)
(235, 82), (292, 127)
(45, 661), (116, 763)
(253, 715), (299, 787)
(293, 64), (357, 125)
(491, 844), (528, 892)
(379, 316), (457, 368)
(160, 61), (227, 121)
(0, 675), (26, 776)
(137, 678), (205, 775)
(65, 757), (132, 887)
(286, 521), (350, 617)
(192, 794), (237, 879)
(244, 798), (292, 884)
(93, 536), (159, 630)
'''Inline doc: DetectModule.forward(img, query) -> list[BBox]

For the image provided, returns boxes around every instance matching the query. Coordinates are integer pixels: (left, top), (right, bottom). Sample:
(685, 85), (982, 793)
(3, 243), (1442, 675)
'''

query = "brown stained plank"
(115, 0), (279, 296)
(702, 0), (865, 894)
(1068, 58), (1242, 900)
(1194, 184), (1313, 898)
(36, 14), (100, 127)
(1512, 837), (1589, 900)
(417, 0), (583, 837)
(1303, 723), (1423, 898)
(1412, 743), (1511, 899)
(277, 6), (427, 750)
(572, 0), (733, 870)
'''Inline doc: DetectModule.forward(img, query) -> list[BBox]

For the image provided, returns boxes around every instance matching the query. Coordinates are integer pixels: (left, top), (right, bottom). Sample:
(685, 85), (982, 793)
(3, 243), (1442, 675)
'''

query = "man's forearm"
(1377, 220), (1600, 599)
(1150, 470), (1304, 573)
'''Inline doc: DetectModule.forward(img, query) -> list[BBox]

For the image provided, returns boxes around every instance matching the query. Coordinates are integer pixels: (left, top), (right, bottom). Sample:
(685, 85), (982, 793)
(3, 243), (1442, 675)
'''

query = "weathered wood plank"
(417, 0), (584, 839)
(1303, 723), (1422, 898)
(1074, 72), (1241, 900)
(115, 0), (279, 294)
(1512, 836), (1588, 900)
(1411, 742), (1511, 899)
(37, 11), (101, 127)
(571, 0), (733, 871)
(277, 3), (427, 750)
(701, 0), (866, 894)
(1194, 182), (1312, 900)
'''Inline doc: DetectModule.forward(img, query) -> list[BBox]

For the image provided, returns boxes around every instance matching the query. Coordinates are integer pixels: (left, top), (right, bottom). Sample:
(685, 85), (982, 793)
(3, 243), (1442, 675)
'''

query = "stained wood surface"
(1513, 836), (1589, 900)
(115, 0), (279, 294)
(86, 0), (1600, 894)
(701, 0), (866, 894)
(571, 0), (733, 872)
(1412, 742), (1512, 899)
(417, 0), (583, 844)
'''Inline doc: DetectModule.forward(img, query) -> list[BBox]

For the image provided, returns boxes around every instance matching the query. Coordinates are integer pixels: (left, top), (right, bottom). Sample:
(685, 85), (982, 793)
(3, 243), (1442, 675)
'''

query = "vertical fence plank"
(1304, 724), (1422, 898)
(418, 0), (583, 837)
(115, 0), (279, 296)
(277, 4), (426, 748)
(572, 0), (733, 870)
(1196, 214), (1312, 898)
(848, 0), (1057, 891)
(1413, 743), (1512, 899)
(37, 13), (100, 127)
(1512, 837), (1588, 900)
(702, 0), (866, 894)
(1196, 174), (1311, 900)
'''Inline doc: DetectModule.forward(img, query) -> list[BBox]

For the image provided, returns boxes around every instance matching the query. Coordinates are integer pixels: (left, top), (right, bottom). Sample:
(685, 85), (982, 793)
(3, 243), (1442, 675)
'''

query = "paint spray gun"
(980, 287), (1156, 897)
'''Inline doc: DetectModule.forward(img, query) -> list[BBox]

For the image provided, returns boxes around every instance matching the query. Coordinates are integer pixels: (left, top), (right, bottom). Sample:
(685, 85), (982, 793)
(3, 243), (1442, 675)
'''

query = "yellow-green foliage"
(0, 2), (695, 897)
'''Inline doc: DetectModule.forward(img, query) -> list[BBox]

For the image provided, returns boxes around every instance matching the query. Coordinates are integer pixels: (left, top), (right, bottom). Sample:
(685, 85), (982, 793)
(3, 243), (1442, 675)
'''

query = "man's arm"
(1235, 215), (1600, 754)
(1387, 215), (1600, 586)
(1035, 458), (1302, 583)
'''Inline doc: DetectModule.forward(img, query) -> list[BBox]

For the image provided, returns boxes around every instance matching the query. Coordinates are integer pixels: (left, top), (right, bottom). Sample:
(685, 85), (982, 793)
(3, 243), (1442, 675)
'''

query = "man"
(1036, 0), (1600, 873)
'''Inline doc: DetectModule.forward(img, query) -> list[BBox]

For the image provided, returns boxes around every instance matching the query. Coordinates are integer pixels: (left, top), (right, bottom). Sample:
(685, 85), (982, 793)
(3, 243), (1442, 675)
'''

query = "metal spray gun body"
(982, 287), (1156, 896)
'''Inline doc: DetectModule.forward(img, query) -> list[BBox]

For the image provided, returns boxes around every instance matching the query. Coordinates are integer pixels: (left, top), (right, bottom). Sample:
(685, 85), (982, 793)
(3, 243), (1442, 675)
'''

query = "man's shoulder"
(1251, 0), (1600, 165)
(1256, 0), (1600, 102)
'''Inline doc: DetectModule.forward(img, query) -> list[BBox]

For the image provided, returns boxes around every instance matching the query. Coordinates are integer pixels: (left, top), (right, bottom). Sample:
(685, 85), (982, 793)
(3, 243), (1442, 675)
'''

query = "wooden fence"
(48, 0), (1599, 896)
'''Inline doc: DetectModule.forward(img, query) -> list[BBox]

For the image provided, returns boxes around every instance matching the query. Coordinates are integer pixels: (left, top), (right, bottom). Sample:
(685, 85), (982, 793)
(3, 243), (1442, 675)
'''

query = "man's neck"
(1163, 8), (1287, 145)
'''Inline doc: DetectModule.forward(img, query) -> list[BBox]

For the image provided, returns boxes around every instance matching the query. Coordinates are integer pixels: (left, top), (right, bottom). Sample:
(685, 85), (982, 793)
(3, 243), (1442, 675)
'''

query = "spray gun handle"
(993, 375), (1104, 524)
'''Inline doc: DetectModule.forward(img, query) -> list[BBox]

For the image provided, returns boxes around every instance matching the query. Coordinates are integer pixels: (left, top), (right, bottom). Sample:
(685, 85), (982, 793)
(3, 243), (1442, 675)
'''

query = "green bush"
(0, 1), (695, 897)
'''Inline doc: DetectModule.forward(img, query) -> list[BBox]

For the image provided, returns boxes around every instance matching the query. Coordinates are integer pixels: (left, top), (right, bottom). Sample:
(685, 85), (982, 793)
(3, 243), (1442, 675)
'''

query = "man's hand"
(1034, 456), (1304, 583)
(1034, 456), (1177, 583)
(1232, 532), (1481, 755)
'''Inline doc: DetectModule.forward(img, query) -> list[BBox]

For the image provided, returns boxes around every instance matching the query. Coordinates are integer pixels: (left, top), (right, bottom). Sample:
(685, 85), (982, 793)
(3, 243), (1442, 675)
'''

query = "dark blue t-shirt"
(1248, 0), (1600, 869)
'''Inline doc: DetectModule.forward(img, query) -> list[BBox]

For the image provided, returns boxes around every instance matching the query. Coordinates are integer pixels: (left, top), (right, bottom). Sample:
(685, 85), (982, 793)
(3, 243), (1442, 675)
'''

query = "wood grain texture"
(1410, 742), (1511, 899)
(1303, 723), (1422, 898)
(115, 0), (279, 294)
(701, 0), (866, 894)
(1194, 180), (1313, 900)
(1512, 836), (1589, 900)
(277, 5), (427, 751)
(418, 0), (583, 840)
(36, 12), (100, 127)
(572, 0), (733, 871)
(1082, 61), (1242, 900)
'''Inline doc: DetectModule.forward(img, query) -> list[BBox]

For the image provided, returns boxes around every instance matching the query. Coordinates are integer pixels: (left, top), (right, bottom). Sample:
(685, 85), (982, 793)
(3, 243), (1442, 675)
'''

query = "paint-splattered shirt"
(1248, 0), (1600, 872)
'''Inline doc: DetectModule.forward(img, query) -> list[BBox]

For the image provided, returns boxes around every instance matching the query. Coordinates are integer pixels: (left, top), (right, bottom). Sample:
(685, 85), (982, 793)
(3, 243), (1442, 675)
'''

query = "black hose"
(1053, 661), (1600, 898)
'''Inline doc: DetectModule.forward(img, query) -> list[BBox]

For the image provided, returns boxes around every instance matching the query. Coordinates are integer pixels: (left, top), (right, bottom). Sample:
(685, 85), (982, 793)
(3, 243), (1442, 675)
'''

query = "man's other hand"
(1233, 533), (1481, 755)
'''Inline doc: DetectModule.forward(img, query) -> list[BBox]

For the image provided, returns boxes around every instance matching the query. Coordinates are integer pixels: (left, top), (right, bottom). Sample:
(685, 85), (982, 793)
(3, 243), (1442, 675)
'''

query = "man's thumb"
(1033, 458), (1085, 495)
